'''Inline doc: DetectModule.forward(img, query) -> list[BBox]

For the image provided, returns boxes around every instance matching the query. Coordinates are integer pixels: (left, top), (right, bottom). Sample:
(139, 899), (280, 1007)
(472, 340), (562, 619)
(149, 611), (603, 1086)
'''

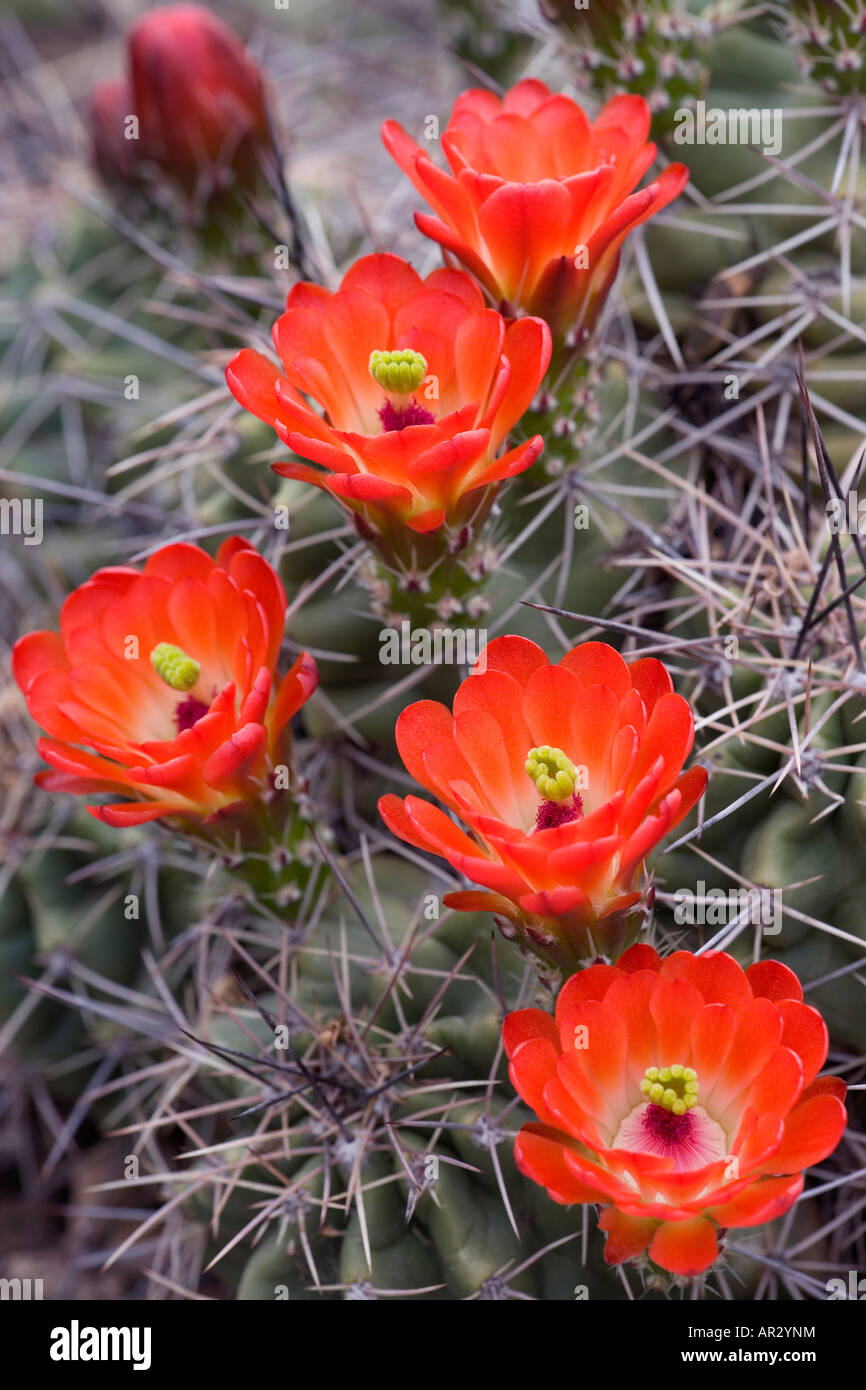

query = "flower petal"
(648, 1216), (718, 1276)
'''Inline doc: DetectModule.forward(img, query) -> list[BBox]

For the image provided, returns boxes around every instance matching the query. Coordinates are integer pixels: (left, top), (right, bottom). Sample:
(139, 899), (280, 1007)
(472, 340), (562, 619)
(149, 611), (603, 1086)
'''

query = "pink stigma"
(614, 1097), (726, 1172)
(535, 793), (583, 831)
(642, 1103), (694, 1153)
(378, 399), (435, 432)
(175, 696), (209, 732)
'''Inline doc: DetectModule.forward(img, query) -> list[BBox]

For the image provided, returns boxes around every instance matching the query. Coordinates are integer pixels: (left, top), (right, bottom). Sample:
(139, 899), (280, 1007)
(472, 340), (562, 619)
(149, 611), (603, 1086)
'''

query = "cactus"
(538, 0), (713, 134)
(1, 0), (862, 1307)
(786, 0), (866, 92)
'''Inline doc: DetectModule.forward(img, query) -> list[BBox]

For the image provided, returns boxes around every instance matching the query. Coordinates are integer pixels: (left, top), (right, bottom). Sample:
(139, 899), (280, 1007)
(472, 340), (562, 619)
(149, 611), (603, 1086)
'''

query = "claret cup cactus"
(3, 0), (862, 1312)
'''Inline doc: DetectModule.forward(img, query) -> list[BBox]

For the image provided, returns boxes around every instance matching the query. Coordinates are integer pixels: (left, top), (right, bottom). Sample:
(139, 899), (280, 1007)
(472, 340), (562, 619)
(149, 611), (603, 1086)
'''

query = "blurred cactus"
(539, 0), (712, 132)
(88, 81), (146, 194)
(435, 0), (533, 81)
(85, 5), (288, 267)
(786, 0), (866, 92)
(128, 5), (272, 202)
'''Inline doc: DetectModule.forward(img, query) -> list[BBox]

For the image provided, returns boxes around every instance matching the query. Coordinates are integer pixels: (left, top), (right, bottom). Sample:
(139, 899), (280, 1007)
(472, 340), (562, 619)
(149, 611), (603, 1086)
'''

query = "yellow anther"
(369, 348), (427, 397)
(150, 642), (201, 692)
(525, 745), (578, 802)
(640, 1062), (699, 1114)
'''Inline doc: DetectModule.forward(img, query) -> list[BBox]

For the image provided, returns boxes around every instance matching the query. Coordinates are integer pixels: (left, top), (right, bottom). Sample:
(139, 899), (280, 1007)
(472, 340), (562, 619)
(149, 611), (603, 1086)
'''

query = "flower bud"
(88, 80), (142, 189)
(129, 4), (271, 200)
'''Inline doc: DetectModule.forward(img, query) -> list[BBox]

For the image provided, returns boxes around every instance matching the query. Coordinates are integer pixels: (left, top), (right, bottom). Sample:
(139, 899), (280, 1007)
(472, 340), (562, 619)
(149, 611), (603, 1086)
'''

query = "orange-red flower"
(378, 636), (706, 967)
(382, 80), (688, 340)
(12, 538), (317, 827)
(226, 253), (551, 535)
(505, 947), (847, 1277)
(129, 4), (271, 198)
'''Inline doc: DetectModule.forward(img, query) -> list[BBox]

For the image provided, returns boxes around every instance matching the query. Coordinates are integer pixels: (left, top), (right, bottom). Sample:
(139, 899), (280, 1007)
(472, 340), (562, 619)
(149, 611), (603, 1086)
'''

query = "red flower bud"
(129, 4), (271, 198)
(89, 80), (142, 188)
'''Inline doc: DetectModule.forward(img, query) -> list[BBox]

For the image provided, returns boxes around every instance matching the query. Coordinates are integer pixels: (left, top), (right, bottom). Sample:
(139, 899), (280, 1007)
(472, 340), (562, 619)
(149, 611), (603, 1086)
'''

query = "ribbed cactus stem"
(787, 1), (866, 92)
(541, 0), (710, 132)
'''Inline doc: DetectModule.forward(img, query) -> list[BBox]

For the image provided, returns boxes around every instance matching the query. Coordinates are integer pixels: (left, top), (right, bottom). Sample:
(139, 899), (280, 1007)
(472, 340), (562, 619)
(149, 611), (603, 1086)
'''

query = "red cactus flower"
(89, 81), (142, 189)
(12, 538), (317, 827)
(382, 80), (689, 341)
(129, 4), (271, 198)
(226, 253), (550, 536)
(378, 636), (706, 968)
(504, 946), (847, 1277)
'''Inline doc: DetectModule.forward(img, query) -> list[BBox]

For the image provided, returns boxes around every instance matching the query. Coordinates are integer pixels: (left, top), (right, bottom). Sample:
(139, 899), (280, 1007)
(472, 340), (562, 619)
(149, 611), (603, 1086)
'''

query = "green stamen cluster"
(525, 745), (578, 802)
(640, 1064), (699, 1116)
(369, 348), (427, 396)
(150, 642), (201, 692)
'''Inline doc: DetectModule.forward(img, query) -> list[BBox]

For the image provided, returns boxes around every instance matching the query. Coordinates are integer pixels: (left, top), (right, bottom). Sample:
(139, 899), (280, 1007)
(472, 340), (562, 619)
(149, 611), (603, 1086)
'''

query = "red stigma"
(535, 793), (583, 831)
(378, 399), (436, 432)
(643, 1103), (694, 1151)
(175, 696), (209, 732)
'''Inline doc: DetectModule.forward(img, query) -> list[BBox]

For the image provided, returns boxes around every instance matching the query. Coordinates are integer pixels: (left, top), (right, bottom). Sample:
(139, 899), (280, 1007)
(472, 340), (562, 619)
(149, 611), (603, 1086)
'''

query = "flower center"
(613, 1072), (727, 1172)
(526, 745), (584, 831)
(369, 348), (436, 433)
(369, 348), (427, 396)
(535, 795), (583, 831)
(641, 1104), (695, 1149)
(151, 642), (201, 692)
(640, 1063), (699, 1117)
